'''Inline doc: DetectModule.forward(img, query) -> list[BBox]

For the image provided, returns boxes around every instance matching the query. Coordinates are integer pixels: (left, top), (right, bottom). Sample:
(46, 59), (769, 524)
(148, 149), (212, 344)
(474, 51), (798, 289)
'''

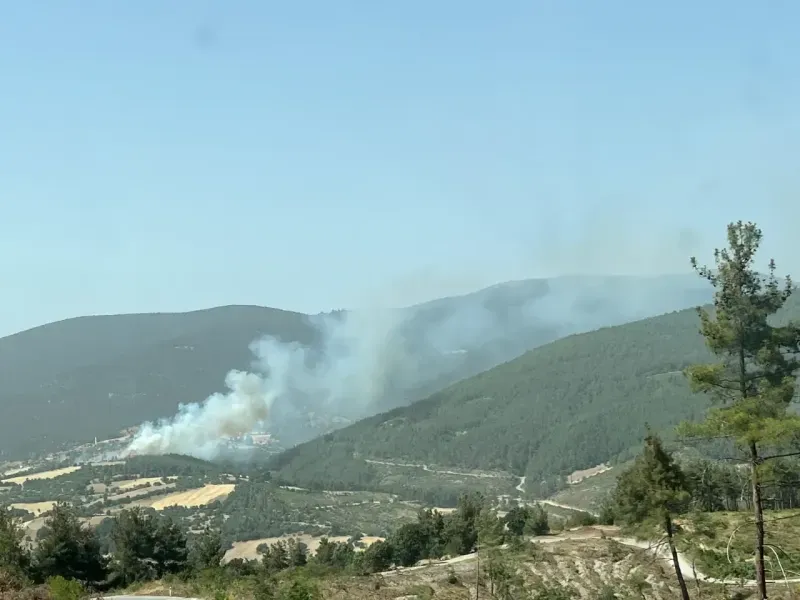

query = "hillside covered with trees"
(271, 291), (800, 496)
(4, 219), (800, 600)
(0, 276), (711, 460)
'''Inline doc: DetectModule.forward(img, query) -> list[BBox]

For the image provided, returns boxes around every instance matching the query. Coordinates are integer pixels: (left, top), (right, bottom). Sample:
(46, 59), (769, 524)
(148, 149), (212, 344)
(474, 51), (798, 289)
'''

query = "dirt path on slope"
(381, 527), (800, 588)
(364, 459), (505, 479)
(532, 528), (800, 587)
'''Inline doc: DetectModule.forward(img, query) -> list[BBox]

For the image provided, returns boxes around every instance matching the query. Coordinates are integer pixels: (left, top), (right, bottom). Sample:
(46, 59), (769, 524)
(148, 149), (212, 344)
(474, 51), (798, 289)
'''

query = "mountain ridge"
(269, 292), (800, 497)
(0, 274), (713, 459)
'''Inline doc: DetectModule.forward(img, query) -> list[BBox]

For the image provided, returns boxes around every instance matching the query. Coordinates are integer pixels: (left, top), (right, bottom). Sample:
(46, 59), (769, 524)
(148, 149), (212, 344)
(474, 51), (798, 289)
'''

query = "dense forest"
(270, 292), (800, 496)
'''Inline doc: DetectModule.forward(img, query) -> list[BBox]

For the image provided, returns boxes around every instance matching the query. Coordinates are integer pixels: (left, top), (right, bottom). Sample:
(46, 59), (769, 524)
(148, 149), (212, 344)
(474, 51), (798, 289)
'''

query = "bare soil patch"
(567, 463), (612, 484)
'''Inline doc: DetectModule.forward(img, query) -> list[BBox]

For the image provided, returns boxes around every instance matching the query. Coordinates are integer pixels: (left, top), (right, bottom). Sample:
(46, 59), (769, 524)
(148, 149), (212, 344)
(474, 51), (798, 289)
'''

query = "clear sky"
(1, 1), (799, 336)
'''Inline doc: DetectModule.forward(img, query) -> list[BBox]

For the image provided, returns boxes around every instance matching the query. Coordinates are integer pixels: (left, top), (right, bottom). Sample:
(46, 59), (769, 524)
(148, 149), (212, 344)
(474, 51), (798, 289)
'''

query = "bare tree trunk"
(750, 441), (768, 600)
(665, 514), (691, 600)
(475, 550), (480, 600)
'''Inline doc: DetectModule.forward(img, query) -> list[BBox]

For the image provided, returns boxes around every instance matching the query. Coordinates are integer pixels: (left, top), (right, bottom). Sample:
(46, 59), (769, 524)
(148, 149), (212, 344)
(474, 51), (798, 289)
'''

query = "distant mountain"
(269, 292), (800, 497)
(389, 274), (713, 407)
(0, 274), (713, 459)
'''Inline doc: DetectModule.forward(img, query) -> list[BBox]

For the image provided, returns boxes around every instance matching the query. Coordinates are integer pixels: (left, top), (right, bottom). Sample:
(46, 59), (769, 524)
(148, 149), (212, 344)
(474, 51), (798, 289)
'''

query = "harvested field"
(224, 534), (351, 562)
(112, 477), (170, 490)
(146, 484), (236, 510)
(82, 515), (110, 527)
(10, 501), (56, 515)
(359, 536), (385, 546)
(224, 533), (385, 563)
(1, 465), (31, 477)
(106, 482), (176, 502)
(1, 466), (81, 484)
(432, 507), (457, 514)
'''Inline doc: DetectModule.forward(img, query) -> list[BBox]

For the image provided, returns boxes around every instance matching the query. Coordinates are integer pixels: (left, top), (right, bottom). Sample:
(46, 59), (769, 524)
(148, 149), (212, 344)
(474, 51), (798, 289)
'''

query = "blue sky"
(1, 1), (799, 335)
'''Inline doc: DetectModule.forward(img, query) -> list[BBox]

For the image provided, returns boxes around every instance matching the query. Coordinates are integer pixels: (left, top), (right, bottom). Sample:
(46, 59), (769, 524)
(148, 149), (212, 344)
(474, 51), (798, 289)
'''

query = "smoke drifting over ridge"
(124, 274), (714, 460)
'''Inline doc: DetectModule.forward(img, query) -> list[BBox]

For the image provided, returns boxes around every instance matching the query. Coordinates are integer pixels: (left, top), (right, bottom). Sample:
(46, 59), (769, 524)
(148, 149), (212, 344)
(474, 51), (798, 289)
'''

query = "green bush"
(46, 576), (85, 600)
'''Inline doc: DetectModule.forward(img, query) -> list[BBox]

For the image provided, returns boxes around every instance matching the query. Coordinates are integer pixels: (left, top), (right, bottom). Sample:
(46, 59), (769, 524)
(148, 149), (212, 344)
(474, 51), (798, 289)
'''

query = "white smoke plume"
(123, 274), (715, 461)
(126, 370), (276, 459)
(124, 308), (404, 459)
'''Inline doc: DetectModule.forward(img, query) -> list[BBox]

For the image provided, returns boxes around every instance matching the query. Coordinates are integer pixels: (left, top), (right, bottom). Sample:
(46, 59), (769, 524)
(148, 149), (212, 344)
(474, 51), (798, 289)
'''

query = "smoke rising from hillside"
(124, 308), (408, 459)
(126, 370), (275, 458)
(124, 274), (714, 460)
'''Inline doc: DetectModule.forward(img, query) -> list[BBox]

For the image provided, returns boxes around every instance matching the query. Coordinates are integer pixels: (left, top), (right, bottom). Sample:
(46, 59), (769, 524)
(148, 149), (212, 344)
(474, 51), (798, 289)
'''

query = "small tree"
(47, 575), (85, 600)
(152, 517), (188, 577)
(361, 540), (393, 573)
(443, 492), (483, 556)
(34, 503), (107, 587)
(110, 507), (186, 584)
(524, 504), (550, 536)
(110, 507), (157, 584)
(0, 508), (30, 576)
(387, 523), (427, 567)
(503, 505), (529, 537)
(477, 506), (506, 598)
(613, 432), (691, 600)
(263, 541), (290, 572)
(680, 221), (800, 600)
(190, 526), (225, 571)
(286, 538), (308, 567)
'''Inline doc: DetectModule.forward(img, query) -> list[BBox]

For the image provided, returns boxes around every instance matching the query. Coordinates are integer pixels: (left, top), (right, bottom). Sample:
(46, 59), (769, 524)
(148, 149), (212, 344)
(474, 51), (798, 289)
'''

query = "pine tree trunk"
(665, 514), (691, 600)
(750, 441), (768, 600)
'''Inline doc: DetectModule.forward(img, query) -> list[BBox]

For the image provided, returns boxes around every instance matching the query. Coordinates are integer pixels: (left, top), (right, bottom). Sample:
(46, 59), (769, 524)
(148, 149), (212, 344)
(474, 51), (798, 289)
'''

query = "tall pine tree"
(680, 221), (800, 600)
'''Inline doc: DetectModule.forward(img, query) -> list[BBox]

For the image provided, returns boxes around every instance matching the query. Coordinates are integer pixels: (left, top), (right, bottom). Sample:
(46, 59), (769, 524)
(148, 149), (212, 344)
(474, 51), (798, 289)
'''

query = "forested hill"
(0, 306), (317, 458)
(0, 275), (711, 459)
(270, 292), (800, 495)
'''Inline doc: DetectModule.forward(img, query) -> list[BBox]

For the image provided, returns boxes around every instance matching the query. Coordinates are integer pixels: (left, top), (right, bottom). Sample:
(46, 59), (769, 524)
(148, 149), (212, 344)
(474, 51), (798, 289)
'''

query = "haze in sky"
(1, 1), (798, 336)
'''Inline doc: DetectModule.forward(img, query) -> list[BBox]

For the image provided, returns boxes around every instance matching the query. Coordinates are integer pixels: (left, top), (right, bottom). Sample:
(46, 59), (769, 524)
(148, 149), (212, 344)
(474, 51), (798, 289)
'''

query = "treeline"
(250, 492), (553, 581)
(0, 501), (222, 599)
(270, 467), (489, 510)
(0, 492), (564, 600)
(681, 455), (800, 513)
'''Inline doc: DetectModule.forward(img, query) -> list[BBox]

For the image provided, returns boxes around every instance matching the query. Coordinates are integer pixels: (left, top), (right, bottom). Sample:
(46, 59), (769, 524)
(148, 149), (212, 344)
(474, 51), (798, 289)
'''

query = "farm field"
(1, 466), (82, 484)
(146, 483), (236, 510)
(9, 501), (56, 515)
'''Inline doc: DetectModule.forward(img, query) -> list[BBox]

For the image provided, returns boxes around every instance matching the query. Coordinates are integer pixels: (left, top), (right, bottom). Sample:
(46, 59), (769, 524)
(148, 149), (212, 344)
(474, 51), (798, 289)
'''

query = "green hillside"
(270, 292), (800, 494)
(0, 276), (711, 459)
(0, 306), (317, 458)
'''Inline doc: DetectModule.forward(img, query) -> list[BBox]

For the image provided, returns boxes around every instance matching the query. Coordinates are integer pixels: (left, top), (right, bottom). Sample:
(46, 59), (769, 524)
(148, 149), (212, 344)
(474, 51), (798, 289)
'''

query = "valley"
(2, 228), (800, 600)
(0, 275), (713, 461)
